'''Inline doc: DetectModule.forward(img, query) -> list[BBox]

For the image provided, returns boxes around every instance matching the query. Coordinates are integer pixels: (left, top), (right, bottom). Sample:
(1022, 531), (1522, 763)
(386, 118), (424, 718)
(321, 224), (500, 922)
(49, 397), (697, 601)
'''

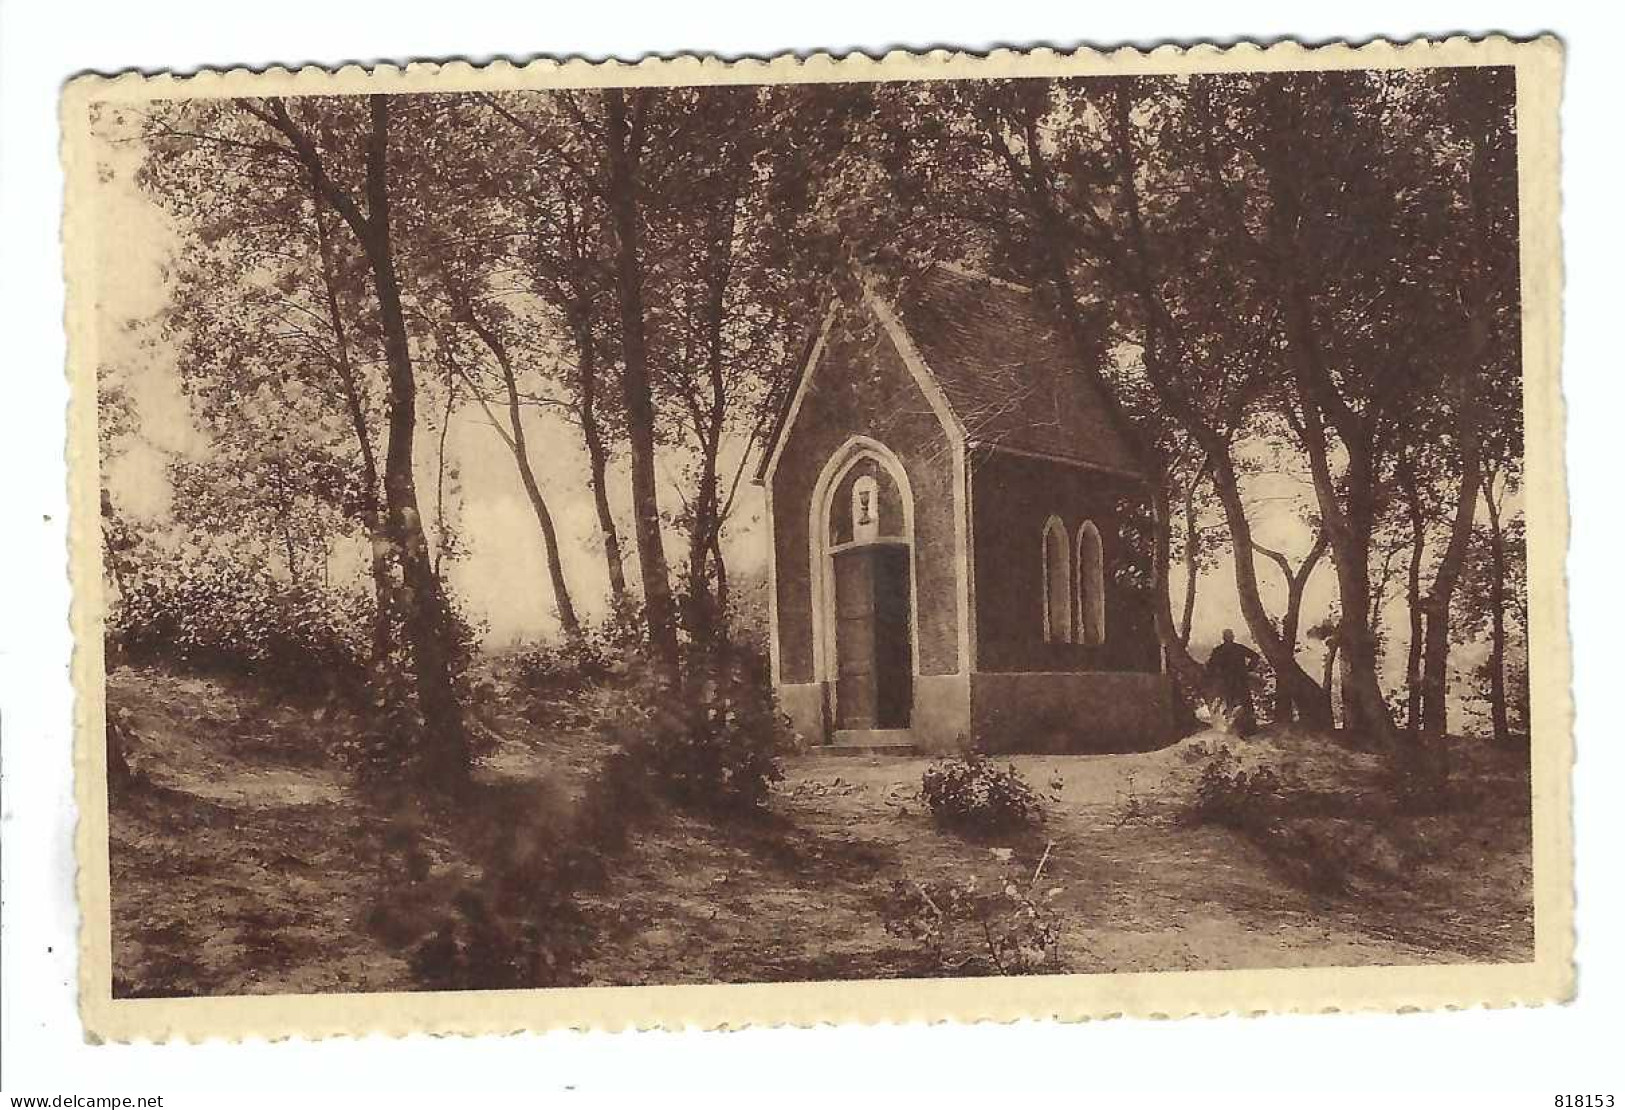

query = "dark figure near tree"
(1206, 629), (1261, 736)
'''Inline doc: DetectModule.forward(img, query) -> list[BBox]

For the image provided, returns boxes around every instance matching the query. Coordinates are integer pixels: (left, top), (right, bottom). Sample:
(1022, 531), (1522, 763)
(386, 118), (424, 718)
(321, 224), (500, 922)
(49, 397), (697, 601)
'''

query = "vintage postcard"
(63, 35), (1570, 1041)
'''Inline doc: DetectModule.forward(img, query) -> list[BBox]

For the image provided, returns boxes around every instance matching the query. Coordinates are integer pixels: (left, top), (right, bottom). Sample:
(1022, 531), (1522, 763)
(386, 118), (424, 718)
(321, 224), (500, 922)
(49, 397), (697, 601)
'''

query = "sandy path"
(107, 667), (1532, 994)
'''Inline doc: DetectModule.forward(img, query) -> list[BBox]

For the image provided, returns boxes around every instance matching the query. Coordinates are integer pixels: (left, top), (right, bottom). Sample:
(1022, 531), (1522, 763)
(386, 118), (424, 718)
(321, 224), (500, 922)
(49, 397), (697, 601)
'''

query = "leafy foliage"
(1379, 739), (1454, 816)
(110, 552), (374, 699)
(920, 755), (1060, 835)
(108, 538), (485, 783)
(1180, 744), (1423, 895)
(407, 883), (589, 992)
(880, 848), (1064, 975)
(394, 789), (592, 992)
(607, 645), (792, 814)
(1186, 745), (1288, 831)
(509, 600), (648, 702)
(342, 593), (487, 782)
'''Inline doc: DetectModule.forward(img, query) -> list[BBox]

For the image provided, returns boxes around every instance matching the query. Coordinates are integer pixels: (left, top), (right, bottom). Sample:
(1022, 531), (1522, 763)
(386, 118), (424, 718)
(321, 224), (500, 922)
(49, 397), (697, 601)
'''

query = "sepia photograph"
(60, 37), (1568, 1038)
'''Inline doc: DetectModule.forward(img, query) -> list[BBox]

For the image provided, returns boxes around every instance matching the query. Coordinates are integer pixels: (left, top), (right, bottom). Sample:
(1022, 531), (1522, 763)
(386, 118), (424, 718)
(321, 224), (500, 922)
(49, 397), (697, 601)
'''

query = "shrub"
(321, 589), (486, 783)
(1248, 821), (1355, 895)
(340, 658), (438, 782)
(509, 600), (647, 706)
(1380, 739), (1453, 815)
(1111, 774), (1156, 828)
(1183, 748), (1357, 894)
(408, 885), (589, 992)
(920, 755), (1057, 835)
(881, 848), (1064, 975)
(369, 782), (594, 992)
(111, 549), (487, 781)
(1186, 746), (1287, 831)
(607, 642), (791, 815)
(511, 637), (611, 700)
(109, 552), (373, 699)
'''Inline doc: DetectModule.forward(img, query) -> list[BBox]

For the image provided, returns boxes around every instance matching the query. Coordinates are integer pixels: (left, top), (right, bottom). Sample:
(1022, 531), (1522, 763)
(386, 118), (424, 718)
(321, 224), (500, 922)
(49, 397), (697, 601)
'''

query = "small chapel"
(755, 264), (1175, 753)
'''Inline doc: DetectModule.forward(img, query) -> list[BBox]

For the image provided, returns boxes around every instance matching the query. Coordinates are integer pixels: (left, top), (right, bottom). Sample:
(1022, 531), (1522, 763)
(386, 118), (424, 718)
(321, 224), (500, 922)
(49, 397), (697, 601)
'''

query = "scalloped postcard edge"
(60, 33), (1570, 1044)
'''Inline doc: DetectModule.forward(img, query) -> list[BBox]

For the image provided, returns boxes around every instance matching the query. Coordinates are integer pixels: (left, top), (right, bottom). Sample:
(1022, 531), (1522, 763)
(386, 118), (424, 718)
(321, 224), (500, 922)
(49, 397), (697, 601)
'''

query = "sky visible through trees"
(90, 67), (1527, 739)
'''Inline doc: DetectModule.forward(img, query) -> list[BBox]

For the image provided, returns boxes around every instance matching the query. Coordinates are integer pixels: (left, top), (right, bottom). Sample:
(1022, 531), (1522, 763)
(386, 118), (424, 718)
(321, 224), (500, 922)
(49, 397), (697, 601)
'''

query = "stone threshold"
(826, 728), (919, 755)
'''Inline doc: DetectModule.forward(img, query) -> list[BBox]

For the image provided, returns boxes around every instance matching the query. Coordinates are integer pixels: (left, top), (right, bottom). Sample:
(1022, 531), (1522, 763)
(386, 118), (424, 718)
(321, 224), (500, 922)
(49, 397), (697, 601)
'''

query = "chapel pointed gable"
(890, 265), (1141, 476)
(760, 263), (1141, 484)
(762, 291), (965, 687)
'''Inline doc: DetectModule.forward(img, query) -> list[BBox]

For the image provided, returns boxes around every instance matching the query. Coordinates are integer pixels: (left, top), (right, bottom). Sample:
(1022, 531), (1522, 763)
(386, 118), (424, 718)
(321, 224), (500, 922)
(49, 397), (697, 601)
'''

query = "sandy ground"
(105, 666), (1534, 997)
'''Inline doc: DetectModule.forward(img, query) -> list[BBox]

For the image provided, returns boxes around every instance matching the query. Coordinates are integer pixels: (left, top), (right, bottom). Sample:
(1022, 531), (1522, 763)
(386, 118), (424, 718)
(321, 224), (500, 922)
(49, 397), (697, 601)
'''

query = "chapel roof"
(893, 264), (1141, 476)
(758, 262), (1144, 482)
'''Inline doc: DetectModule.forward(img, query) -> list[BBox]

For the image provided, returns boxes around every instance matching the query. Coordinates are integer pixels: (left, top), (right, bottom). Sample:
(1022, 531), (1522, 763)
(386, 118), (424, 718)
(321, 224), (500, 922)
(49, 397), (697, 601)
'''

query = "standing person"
(1206, 628), (1262, 735)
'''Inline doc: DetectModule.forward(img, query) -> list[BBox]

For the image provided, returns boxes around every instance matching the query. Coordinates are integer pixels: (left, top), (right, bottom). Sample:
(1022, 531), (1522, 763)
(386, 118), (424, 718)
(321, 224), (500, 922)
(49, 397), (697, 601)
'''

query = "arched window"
(1076, 521), (1106, 647)
(1042, 515), (1072, 643)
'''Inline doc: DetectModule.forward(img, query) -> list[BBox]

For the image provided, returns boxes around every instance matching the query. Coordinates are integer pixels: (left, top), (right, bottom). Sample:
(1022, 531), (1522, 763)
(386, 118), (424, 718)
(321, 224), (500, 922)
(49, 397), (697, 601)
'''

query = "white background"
(1, 1), (1619, 1102)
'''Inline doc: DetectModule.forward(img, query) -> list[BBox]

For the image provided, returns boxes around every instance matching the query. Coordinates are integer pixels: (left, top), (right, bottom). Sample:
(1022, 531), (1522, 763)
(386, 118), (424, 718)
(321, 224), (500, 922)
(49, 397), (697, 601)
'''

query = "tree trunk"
(1098, 90), (1331, 729)
(1179, 475), (1202, 646)
(709, 525), (730, 623)
(1206, 455), (1333, 726)
(1419, 403), (1484, 740)
(686, 445), (722, 648)
(1255, 95), (1396, 747)
(463, 310), (582, 640)
(512, 449), (581, 641)
(1295, 400), (1391, 743)
(671, 150), (745, 653)
(1150, 483), (1208, 707)
(279, 495), (299, 582)
(432, 368), (456, 579)
(603, 87), (680, 665)
(1276, 594), (1305, 722)
(1484, 476), (1511, 745)
(583, 428), (628, 606)
(1401, 463), (1427, 735)
(1254, 531), (1328, 723)
(356, 96), (468, 775)
(1331, 545), (1390, 740)
(1321, 638), (1340, 724)
(570, 315), (629, 607)
(1278, 289), (1393, 745)
(251, 94), (467, 776)
(308, 177), (393, 660)
(1320, 501), (1390, 741)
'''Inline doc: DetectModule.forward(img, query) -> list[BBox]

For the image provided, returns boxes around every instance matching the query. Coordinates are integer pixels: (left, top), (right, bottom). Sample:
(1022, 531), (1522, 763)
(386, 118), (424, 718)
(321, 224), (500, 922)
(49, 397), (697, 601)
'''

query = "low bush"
(1111, 774), (1156, 828)
(920, 755), (1058, 835)
(1183, 747), (1364, 894)
(511, 637), (612, 700)
(602, 641), (791, 815)
(322, 589), (486, 783)
(1380, 738), (1453, 815)
(364, 783), (593, 992)
(509, 600), (648, 708)
(395, 752), (652, 992)
(408, 883), (589, 992)
(880, 847), (1064, 975)
(1186, 746), (1288, 831)
(110, 553), (374, 699)
(1248, 822), (1356, 895)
